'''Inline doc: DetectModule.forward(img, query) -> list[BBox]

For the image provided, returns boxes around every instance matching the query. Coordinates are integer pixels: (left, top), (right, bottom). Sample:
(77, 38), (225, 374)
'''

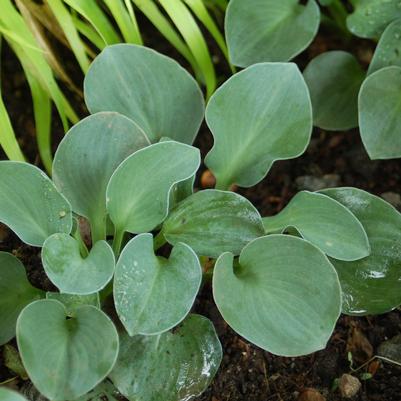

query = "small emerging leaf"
(17, 299), (119, 401)
(0, 162), (72, 246)
(0, 252), (43, 345)
(163, 189), (265, 258)
(303, 51), (365, 131)
(53, 112), (150, 241)
(114, 233), (201, 336)
(321, 187), (401, 315)
(213, 235), (341, 356)
(42, 233), (115, 295)
(107, 141), (200, 235)
(109, 314), (222, 401)
(205, 63), (312, 189)
(263, 191), (370, 261)
(3, 344), (28, 380)
(226, 0), (320, 66)
(84, 44), (204, 144)
(359, 66), (401, 159)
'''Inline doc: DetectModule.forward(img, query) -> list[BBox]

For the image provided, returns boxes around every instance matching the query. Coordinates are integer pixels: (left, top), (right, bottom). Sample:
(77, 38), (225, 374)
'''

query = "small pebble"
(377, 333), (401, 363)
(339, 374), (361, 398)
(201, 169), (216, 188)
(295, 174), (340, 191)
(298, 388), (326, 401)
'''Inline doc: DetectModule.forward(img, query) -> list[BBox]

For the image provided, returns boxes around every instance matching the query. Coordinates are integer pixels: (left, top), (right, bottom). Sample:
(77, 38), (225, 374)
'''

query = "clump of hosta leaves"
(1, 44), (401, 401)
(302, 8), (401, 160)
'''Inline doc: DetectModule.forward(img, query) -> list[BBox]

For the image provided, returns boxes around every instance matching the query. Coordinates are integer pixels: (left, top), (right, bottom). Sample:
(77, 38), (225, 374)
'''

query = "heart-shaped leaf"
(213, 235), (341, 356)
(114, 233), (201, 336)
(106, 141), (200, 236)
(226, 0), (320, 67)
(84, 44), (204, 144)
(205, 63), (312, 189)
(368, 18), (401, 74)
(46, 292), (100, 315)
(17, 299), (119, 401)
(359, 66), (401, 159)
(0, 388), (28, 401)
(347, 0), (401, 39)
(303, 51), (365, 131)
(42, 233), (115, 295)
(0, 252), (43, 345)
(109, 314), (222, 401)
(163, 190), (265, 258)
(0, 162), (72, 246)
(53, 112), (150, 242)
(263, 191), (370, 261)
(320, 187), (401, 315)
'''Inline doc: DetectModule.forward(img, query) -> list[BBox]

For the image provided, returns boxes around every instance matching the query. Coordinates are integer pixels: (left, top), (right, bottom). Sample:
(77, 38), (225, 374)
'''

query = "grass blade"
(159, 0), (216, 98)
(47, 0), (90, 73)
(71, 12), (106, 50)
(0, 94), (25, 161)
(103, 0), (142, 44)
(132, 0), (201, 79)
(183, 0), (234, 72)
(25, 72), (52, 173)
(63, 0), (121, 45)
(124, 0), (143, 43)
(158, 0), (216, 96)
(0, 0), (78, 131)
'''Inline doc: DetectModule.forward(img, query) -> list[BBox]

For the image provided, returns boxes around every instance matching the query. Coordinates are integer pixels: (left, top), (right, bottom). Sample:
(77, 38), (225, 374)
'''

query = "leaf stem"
(90, 217), (107, 244)
(214, 176), (232, 191)
(100, 281), (113, 304)
(327, 0), (352, 39)
(112, 228), (124, 257)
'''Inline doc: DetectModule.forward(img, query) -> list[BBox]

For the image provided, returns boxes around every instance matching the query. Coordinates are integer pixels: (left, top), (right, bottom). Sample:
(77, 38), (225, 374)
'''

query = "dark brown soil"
(1, 14), (401, 401)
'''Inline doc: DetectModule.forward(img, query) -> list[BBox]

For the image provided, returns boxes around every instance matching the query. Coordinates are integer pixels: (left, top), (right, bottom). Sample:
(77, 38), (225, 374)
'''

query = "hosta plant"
(1, 44), (401, 401)
(303, 5), (401, 160)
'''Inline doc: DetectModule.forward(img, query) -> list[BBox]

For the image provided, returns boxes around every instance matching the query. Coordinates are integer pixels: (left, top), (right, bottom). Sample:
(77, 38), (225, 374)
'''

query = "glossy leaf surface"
(368, 18), (401, 74)
(107, 141), (200, 234)
(42, 234), (115, 295)
(0, 162), (72, 246)
(0, 252), (43, 345)
(263, 191), (370, 261)
(347, 0), (401, 39)
(359, 66), (401, 159)
(163, 190), (265, 258)
(109, 314), (222, 401)
(303, 51), (365, 131)
(321, 187), (401, 315)
(205, 63), (312, 189)
(114, 233), (201, 335)
(226, 0), (320, 66)
(213, 235), (341, 356)
(84, 44), (204, 144)
(17, 300), (119, 401)
(53, 112), (149, 241)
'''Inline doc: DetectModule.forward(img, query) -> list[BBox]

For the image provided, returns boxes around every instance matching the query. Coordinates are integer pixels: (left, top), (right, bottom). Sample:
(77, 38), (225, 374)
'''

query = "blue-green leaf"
(114, 233), (201, 336)
(0, 162), (72, 246)
(84, 44), (204, 144)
